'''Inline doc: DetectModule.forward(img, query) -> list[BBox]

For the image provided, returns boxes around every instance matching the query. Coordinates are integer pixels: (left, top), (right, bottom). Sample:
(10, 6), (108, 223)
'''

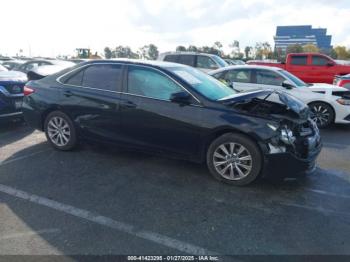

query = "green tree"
(188, 45), (198, 52)
(199, 46), (221, 56)
(104, 47), (112, 59)
(244, 46), (252, 59)
(148, 44), (159, 60)
(213, 41), (223, 56)
(329, 48), (338, 59)
(176, 46), (187, 52)
(303, 44), (319, 53)
(255, 42), (272, 59)
(286, 44), (303, 54)
(114, 46), (132, 58)
(229, 40), (240, 58)
(334, 46), (350, 59)
(139, 44), (159, 60)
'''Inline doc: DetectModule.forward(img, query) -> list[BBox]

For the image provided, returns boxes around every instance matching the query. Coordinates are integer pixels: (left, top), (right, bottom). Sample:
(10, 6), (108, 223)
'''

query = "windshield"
(212, 55), (228, 67)
(279, 70), (308, 87)
(169, 66), (237, 100)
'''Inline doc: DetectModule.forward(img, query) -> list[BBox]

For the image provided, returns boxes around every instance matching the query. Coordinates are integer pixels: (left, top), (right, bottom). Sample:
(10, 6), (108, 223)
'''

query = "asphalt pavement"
(0, 121), (350, 256)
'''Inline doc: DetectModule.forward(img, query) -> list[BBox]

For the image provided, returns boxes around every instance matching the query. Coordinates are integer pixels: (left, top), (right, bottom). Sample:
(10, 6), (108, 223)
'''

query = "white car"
(209, 65), (350, 128)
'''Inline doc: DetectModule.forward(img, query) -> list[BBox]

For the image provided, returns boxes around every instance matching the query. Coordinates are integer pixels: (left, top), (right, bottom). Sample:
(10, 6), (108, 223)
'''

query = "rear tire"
(206, 133), (262, 186)
(309, 102), (334, 128)
(44, 111), (77, 151)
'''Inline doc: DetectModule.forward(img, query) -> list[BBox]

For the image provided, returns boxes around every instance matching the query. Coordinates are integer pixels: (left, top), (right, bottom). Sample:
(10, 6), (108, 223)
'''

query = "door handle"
(64, 90), (73, 97)
(121, 101), (137, 109)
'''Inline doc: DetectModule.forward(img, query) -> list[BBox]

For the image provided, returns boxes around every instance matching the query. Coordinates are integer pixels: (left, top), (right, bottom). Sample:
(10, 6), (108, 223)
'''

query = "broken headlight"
(280, 126), (296, 145)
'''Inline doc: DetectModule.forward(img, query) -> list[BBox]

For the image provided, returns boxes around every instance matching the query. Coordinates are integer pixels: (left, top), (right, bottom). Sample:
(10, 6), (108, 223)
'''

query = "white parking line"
(0, 229), (60, 240)
(0, 184), (217, 255)
(0, 149), (50, 167)
(278, 202), (350, 218)
(305, 188), (350, 199)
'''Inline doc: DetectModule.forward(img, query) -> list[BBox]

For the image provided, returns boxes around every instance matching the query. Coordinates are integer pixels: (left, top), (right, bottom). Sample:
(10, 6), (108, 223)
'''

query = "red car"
(334, 74), (350, 90)
(247, 53), (350, 84)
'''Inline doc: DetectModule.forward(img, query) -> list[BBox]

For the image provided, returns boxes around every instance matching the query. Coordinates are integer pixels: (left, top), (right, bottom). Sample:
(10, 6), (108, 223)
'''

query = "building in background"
(274, 25), (332, 53)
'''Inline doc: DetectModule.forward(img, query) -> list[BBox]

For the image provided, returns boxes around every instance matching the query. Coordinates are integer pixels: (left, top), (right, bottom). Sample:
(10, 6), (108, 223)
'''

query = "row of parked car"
(0, 58), (75, 121)
(158, 52), (350, 128)
(1, 52), (349, 186)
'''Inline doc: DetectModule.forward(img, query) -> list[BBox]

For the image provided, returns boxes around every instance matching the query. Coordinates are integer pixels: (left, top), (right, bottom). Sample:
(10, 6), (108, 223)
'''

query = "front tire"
(207, 133), (262, 186)
(44, 111), (77, 151)
(309, 102), (334, 128)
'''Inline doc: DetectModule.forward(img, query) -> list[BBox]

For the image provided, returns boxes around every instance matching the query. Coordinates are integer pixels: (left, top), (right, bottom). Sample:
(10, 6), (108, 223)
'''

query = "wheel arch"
(201, 127), (265, 163)
(40, 106), (71, 131)
(307, 100), (336, 120)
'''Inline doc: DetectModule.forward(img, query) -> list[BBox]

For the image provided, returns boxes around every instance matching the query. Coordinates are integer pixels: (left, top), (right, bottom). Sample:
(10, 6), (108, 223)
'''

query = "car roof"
(209, 65), (283, 75)
(2, 60), (25, 64)
(80, 59), (188, 69)
(160, 52), (218, 57)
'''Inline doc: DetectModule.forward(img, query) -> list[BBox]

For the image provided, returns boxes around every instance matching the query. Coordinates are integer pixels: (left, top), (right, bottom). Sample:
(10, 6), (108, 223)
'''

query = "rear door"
(59, 63), (124, 142)
(119, 65), (202, 157)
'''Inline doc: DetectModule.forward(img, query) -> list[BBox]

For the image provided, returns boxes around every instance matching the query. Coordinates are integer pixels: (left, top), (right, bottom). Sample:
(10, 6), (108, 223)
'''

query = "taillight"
(24, 86), (35, 96)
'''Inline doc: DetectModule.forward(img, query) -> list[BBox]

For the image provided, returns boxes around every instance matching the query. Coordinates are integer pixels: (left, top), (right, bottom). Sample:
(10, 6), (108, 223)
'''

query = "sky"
(1, 0), (350, 57)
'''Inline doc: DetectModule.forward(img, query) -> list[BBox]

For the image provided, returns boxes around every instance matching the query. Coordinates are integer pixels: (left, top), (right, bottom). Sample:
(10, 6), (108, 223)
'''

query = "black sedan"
(22, 60), (322, 185)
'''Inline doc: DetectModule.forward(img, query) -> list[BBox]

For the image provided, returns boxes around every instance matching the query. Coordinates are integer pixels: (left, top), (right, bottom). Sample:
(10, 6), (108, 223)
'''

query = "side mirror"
(281, 80), (295, 90)
(170, 91), (192, 105)
(327, 62), (335, 67)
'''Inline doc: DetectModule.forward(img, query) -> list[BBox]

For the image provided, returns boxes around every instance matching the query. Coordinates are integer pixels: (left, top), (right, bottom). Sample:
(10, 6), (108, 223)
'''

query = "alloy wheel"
(213, 142), (253, 181)
(47, 116), (71, 147)
(311, 104), (331, 127)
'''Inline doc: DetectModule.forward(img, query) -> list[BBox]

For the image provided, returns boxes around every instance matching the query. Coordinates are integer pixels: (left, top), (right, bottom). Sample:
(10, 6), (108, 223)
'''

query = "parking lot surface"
(0, 121), (350, 256)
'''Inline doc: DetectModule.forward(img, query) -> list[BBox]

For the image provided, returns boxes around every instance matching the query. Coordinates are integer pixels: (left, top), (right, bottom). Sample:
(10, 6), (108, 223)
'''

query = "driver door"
(119, 65), (202, 158)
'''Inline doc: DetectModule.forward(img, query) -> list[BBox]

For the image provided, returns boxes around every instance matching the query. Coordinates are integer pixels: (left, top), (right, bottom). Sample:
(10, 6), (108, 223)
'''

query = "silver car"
(158, 52), (228, 73)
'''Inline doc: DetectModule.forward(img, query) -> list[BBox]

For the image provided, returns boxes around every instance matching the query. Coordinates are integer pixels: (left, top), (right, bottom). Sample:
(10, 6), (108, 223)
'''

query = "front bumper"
(261, 133), (322, 180)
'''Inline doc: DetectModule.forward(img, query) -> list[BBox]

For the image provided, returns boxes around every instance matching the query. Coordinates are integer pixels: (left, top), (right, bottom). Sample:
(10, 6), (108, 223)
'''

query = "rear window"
(64, 64), (122, 91)
(290, 56), (307, 65)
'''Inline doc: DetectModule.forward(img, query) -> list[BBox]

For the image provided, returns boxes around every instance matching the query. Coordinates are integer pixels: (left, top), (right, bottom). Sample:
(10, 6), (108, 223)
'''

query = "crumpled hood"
(220, 89), (309, 120)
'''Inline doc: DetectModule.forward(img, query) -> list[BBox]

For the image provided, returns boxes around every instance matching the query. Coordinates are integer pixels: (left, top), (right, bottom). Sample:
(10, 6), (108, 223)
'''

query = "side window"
(64, 64), (122, 91)
(82, 64), (122, 91)
(290, 56), (307, 65)
(164, 55), (178, 63)
(256, 70), (284, 86)
(127, 66), (183, 100)
(177, 55), (195, 66)
(224, 70), (252, 83)
(197, 56), (218, 69)
(312, 56), (330, 66)
(64, 69), (85, 86)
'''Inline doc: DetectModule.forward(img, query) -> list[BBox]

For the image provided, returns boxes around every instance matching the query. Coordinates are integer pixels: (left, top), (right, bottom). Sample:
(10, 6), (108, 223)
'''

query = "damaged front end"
(222, 90), (322, 178)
